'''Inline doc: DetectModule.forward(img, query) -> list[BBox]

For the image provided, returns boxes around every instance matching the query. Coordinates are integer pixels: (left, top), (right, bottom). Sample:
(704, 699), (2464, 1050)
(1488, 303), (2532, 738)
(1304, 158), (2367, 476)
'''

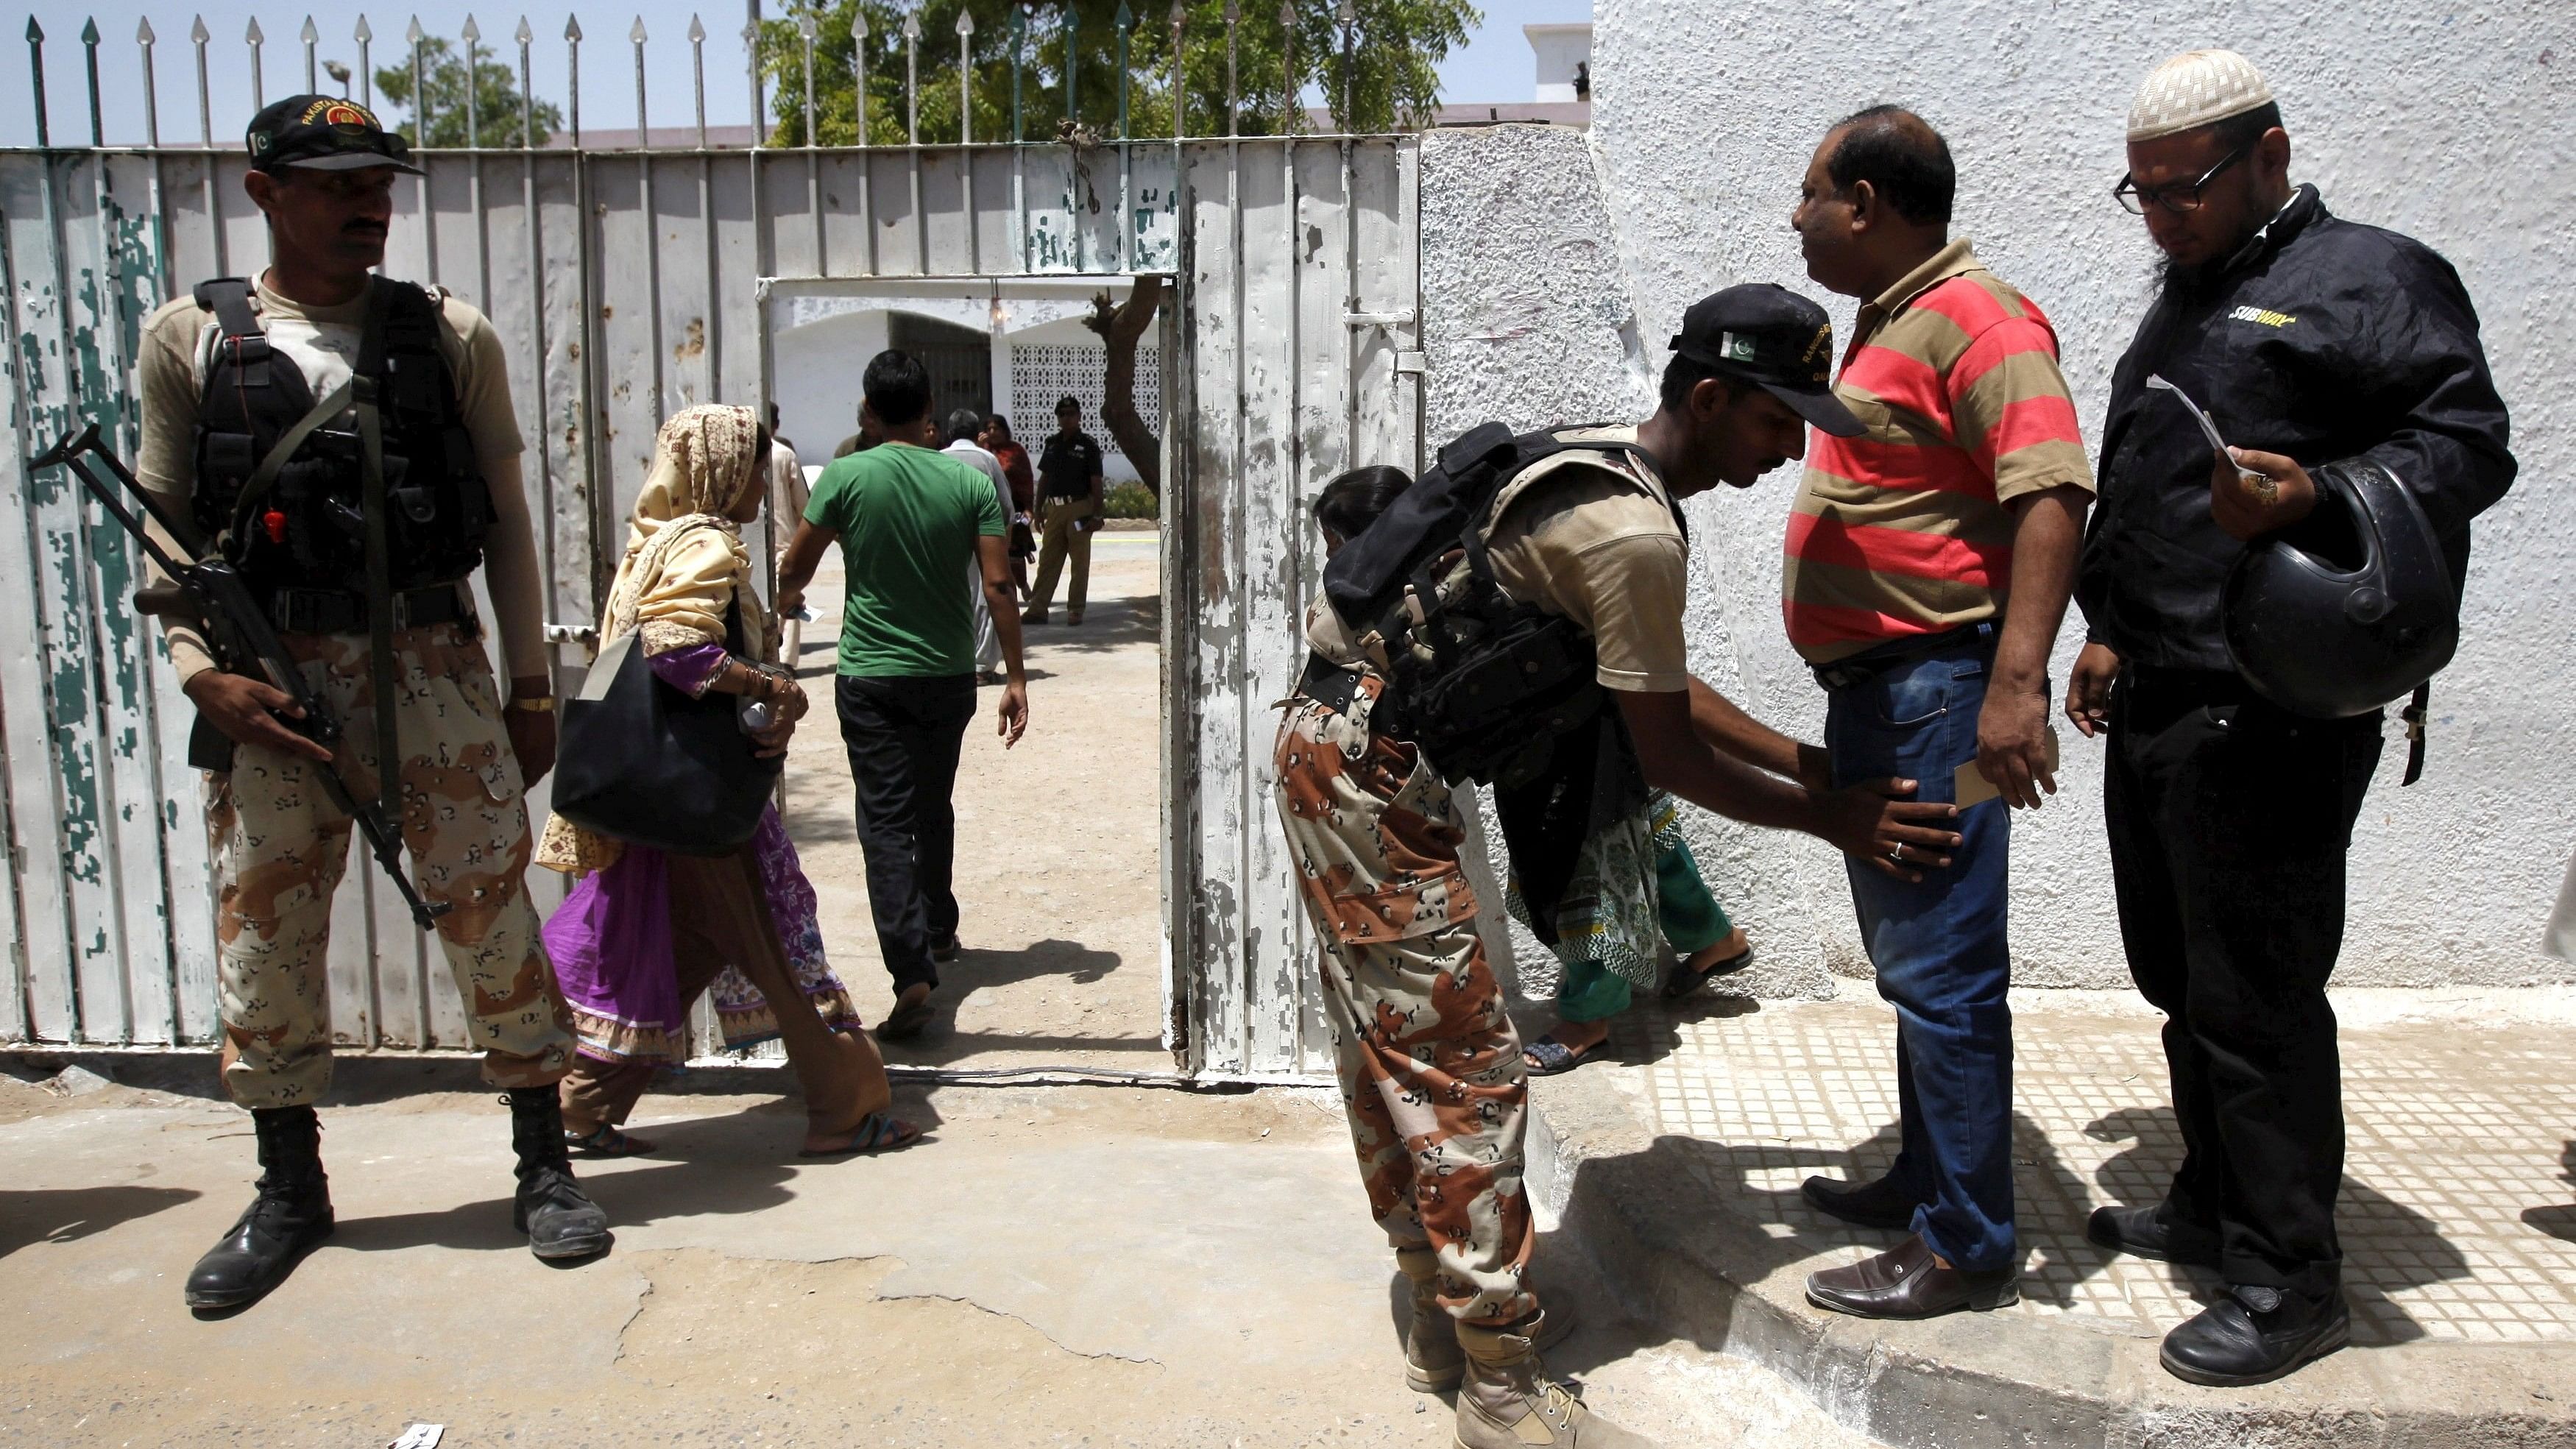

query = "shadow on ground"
(2519, 1138), (2576, 1244)
(0, 1185), (203, 1258)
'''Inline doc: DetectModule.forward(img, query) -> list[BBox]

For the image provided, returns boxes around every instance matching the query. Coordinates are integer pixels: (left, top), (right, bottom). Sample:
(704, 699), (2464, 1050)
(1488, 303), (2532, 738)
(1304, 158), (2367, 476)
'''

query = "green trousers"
(1556, 840), (1733, 1024)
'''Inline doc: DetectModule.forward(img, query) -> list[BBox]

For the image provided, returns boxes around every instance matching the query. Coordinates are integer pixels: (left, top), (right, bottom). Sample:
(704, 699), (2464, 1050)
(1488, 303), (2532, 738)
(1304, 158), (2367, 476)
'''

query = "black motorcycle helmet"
(2221, 458), (2458, 719)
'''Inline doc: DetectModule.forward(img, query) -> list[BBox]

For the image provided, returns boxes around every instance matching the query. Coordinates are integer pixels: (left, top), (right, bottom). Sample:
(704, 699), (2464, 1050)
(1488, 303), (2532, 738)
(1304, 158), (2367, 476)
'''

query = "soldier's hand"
(996, 681), (1028, 748)
(183, 670), (333, 762)
(1816, 777), (1960, 882)
(2209, 446), (2318, 542)
(2066, 642), (2120, 738)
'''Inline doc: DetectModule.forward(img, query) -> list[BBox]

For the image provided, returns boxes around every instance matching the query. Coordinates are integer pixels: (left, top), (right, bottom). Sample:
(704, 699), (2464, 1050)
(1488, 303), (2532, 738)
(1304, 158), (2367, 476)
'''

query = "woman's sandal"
(565, 1123), (657, 1156)
(1663, 941), (1758, 1000)
(799, 1111), (925, 1158)
(875, 997), (936, 1042)
(1524, 1035), (1607, 1077)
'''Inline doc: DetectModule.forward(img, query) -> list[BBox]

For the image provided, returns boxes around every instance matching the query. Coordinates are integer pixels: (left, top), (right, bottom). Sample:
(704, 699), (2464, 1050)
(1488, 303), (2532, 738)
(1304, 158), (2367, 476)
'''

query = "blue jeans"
(1824, 631), (2017, 1273)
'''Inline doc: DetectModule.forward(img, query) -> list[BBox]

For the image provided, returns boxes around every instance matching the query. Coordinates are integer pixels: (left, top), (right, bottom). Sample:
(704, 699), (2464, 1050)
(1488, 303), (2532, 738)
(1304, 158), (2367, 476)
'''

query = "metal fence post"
(1008, 5), (1023, 143)
(629, 15), (649, 144)
(1277, 1), (1292, 134)
(689, 14), (708, 149)
(957, 11), (974, 146)
(245, 18), (263, 112)
(355, 15), (374, 110)
(301, 16), (319, 94)
(1116, 2), (1134, 139)
(191, 16), (210, 147)
(517, 17), (534, 146)
(406, 16), (427, 144)
(902, 11), (919, 147)
(81, 19), (102, 146)
(1064, 7), (1076, 132)
(462, 15), (482, 146)
(137, 18), (159, 147)
(1336, 0), (1353, 132)
(849, 10), (866, 143)
(1225, 1), (1237, 138)
(24, 20), (43, 149)
(1170, 1), (1184, 141)
(564, 15), (582, 146)
(796, 10), (815, 145)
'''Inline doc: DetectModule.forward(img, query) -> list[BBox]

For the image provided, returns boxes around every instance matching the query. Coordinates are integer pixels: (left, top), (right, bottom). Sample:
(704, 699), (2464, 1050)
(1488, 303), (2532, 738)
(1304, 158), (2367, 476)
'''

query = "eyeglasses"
(2112, 148), (2247, 216)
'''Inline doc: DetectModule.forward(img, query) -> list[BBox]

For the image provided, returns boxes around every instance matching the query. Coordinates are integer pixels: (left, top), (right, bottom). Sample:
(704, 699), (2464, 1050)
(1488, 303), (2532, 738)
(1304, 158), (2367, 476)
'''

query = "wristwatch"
(506, 695), (556, 714)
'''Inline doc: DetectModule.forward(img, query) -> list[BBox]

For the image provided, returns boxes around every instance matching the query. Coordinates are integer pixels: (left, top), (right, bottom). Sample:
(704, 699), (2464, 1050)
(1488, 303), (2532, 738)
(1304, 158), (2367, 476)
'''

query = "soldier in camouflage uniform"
(136, 97), (605, 1312)
(1281, 290), (1964, 1449)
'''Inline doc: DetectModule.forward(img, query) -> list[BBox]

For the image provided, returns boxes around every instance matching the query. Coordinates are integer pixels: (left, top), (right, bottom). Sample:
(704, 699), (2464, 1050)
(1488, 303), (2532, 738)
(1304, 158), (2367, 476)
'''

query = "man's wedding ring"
(1889, 845), (1906, 863)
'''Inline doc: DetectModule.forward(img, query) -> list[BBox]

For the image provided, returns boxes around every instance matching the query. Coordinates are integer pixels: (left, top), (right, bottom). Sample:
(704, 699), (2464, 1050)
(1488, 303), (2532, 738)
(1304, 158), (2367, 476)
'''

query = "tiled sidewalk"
(1589, 987), (2576, 1347)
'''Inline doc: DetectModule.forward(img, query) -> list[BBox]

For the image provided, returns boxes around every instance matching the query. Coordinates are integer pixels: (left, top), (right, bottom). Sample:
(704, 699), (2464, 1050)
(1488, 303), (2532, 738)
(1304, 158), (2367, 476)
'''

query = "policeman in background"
(135, 98), (606, 1309)
(2068, 52), (2514, 1385)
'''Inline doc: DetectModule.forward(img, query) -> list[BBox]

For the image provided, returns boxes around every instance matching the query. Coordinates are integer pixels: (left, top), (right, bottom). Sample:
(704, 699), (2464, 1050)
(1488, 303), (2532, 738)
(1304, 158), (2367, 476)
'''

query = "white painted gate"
(0, 128), (1420, 1080)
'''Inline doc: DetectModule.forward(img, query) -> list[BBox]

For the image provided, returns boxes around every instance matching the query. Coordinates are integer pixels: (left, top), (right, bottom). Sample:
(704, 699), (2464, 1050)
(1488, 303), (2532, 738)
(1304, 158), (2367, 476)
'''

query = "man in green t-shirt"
(779, 350), (1030, 1040)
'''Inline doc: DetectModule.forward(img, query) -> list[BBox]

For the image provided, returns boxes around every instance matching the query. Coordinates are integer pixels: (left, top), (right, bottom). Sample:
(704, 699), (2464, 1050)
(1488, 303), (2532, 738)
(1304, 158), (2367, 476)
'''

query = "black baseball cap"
(245, 95), (423, 175)
(1670, 283), (1866, 438)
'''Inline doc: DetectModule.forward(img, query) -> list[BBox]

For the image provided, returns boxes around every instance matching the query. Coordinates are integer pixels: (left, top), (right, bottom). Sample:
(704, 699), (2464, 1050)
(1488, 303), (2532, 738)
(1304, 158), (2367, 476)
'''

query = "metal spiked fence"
(15, 4), (1377, 151)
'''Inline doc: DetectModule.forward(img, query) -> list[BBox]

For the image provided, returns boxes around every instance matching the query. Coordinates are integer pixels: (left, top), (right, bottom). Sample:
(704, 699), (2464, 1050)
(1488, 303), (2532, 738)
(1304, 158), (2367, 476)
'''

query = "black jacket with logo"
(2076, 185), (2516, 672)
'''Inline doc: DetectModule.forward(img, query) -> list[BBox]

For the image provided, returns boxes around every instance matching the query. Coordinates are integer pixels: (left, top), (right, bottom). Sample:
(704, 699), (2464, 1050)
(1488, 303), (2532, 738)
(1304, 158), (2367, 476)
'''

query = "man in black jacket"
(2067, 50), (2514, 1387)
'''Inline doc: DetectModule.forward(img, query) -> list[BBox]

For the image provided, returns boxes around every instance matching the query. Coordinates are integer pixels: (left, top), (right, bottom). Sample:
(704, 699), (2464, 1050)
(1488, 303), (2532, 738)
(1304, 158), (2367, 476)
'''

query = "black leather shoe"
(185, 1106), (334, 1311)
(506, 1088), (612, 1261)
(2087, 1203), (2221, 1267)
(1805, 1233), (2018, 1319)
(930, 933), (960, 964)
(1802, 1172), (1925, 1231)
(2160, 1285), (2350, 1386)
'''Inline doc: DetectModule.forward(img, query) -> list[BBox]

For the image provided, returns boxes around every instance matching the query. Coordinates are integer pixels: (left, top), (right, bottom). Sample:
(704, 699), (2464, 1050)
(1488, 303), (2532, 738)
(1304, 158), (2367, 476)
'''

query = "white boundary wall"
(1418, 0), (2576, 993)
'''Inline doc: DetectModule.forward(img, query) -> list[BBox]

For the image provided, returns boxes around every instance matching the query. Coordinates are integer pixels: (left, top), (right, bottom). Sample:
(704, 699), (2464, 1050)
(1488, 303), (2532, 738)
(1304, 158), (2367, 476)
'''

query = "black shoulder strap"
(194, 277), (270, 388)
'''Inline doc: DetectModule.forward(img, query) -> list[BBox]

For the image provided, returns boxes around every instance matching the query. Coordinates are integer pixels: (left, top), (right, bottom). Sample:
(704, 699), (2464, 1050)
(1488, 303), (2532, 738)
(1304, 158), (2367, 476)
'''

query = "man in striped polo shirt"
(1785, 107), (2095, 1319)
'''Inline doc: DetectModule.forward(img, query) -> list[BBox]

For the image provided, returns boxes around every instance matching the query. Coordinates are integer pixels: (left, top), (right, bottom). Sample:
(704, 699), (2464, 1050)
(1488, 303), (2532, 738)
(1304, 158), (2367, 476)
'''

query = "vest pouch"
(193, 430), (258, 539)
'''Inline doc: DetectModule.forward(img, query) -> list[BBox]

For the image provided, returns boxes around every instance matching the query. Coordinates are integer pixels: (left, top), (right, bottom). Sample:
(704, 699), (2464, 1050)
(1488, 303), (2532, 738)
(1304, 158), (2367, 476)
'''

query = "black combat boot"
(184, 1105), (335, 1311)
(506, 1087), (611, 1260)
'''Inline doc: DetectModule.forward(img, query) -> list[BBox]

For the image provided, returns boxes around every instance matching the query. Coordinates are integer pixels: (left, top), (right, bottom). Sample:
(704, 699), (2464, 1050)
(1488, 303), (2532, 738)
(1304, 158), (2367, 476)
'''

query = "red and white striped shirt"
(1783, 241), (2093, 664)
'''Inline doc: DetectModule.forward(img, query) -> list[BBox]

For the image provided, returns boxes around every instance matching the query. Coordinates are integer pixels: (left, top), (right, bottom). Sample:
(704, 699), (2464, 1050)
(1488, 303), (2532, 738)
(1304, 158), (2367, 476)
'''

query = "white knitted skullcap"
(2126, 49), (2275, 142)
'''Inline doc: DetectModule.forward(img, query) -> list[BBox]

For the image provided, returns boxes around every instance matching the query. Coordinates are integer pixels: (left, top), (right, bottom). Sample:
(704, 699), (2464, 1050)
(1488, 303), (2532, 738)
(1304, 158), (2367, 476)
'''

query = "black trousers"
(835, 673), (978, 995)
(2103, 668), (2383, 1299)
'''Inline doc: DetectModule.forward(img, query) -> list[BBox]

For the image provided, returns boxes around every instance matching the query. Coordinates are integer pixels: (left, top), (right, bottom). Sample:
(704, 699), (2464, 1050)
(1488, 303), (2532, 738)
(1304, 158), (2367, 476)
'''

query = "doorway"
(763, 274), (1178, 1077)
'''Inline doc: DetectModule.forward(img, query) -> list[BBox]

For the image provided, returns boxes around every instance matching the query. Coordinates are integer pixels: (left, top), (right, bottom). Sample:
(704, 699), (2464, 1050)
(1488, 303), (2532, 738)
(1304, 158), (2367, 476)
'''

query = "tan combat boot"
(1453, 1314), (1656, 1449)
(1395, 1247), (1466, 1392)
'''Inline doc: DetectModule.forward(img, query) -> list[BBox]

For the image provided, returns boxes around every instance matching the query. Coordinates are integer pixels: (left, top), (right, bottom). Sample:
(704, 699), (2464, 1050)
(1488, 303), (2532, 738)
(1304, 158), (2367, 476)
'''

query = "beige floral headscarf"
(601, 403), (771, 662)
(539, 403), (772, 876)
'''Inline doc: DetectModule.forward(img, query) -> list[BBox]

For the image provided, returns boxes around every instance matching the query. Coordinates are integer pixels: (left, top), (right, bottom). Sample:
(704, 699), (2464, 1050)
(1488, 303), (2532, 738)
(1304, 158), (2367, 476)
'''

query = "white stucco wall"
(1418, 0), (2576, 992)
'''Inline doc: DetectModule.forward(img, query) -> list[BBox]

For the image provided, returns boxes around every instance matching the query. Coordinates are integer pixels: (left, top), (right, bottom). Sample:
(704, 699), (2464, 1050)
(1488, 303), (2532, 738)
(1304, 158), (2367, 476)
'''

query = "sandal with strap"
(799, 1112), (925, 1158)
(1663, 941), (1757, 999)
(565, 1123), (657, 1157)
(1523, 1035), (1607, 1077)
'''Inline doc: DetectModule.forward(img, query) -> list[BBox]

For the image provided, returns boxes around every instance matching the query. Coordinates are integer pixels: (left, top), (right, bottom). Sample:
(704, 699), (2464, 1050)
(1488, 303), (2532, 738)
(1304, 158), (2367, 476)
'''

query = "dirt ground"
(0, 1071), (1877, 1449)
(782, 530), (1171, 1074)
(0, 532), (1884, 1448)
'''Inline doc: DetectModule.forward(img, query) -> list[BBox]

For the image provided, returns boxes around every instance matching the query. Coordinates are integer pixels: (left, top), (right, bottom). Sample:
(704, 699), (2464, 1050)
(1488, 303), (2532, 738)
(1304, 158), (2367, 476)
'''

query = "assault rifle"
(32, 423), (450, 929)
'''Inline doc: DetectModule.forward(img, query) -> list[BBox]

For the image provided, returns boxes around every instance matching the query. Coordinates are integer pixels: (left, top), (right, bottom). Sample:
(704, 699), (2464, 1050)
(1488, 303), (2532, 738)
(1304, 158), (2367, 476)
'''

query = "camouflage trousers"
(208, 620), (576, 1109)
(1271, 671), (1538, 1328)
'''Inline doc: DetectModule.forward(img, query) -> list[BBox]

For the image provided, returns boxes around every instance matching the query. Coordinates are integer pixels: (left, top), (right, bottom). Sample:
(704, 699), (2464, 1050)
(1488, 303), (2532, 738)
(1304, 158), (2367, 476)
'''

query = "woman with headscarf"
(536, 404), (920, 1158)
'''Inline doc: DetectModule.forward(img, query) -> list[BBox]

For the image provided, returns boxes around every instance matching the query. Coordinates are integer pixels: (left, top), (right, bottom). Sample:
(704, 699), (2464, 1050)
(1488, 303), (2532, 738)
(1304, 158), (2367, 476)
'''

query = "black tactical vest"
(190, 276), (492, 597)
(1317, 422), (1680, 787)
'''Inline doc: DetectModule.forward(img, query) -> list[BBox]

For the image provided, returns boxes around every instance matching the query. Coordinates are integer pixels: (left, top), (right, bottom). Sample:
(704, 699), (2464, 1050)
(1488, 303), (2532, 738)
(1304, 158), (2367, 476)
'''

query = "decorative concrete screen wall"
(1416, 0), (2576, 993)
(0, 110), (1424, 1077)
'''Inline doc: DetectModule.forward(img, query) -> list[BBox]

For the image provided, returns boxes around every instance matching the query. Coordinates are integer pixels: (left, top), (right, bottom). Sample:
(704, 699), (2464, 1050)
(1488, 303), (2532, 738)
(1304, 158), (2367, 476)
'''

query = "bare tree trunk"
(1082, 275), (1166, 497)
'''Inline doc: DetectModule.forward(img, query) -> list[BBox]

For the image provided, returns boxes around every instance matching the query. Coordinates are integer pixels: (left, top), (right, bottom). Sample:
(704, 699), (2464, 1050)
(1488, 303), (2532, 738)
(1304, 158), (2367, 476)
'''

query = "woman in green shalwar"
(1514, 792), (1755, 1075)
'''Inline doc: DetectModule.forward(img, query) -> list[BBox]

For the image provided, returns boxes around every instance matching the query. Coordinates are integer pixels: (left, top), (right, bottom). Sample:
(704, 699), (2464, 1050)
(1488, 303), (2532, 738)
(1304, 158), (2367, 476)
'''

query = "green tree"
(375, 38), (567, 148)
(756, 0), (1476, 148)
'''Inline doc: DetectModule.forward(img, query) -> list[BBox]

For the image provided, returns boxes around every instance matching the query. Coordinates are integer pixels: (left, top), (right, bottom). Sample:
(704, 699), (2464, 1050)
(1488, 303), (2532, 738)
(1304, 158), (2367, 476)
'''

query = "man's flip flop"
(1663, 943), (1757, 999)
(1524, 1035), (1606, 1076)
(875, 999), (935, 1042)
(799, 1112), (924, 1158)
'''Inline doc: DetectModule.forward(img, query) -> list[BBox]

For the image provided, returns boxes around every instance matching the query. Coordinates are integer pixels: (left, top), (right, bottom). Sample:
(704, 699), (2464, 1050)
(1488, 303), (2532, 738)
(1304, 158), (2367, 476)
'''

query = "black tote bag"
(551, 607), (782, 857)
